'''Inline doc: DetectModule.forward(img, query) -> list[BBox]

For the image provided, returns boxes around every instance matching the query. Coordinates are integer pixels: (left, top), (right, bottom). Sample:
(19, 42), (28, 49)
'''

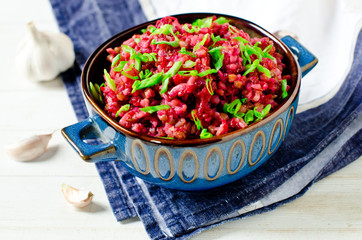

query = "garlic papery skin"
(62, 184), (94, 208)
(15, 22), (75, 82)
(5, 133), (53, 162)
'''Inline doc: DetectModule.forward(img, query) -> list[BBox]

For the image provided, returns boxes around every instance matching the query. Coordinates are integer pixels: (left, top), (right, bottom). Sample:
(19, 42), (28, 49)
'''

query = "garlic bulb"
(5, 133), (53, 162)
(61, 184), (94, 208)
(15, 22), (75, 82)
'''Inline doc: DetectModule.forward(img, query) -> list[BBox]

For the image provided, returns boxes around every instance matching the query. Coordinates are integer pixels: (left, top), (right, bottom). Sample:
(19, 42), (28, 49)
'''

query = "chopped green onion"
(178, 69), (217, 77)
(214, 17), (230, 25)
(132, 72), (163, 93)
(245, 45), (263, 61)
(141, 28), (147, 33)
(243, 59), (260, 76)
(160, 61), (183, 94)
(115, 104), (130, 117)
(111, 54), (121, 67)
(191, 110), (203, 130)
(228, 25), (239, 34)
(200, 129), (213, 139)
(100, 83), (106, 87)
(121, 71), (139, 80)
(193, 33), (209, 52)
(178, 70), (199, 76)
(113, 61), (127, 72)
(89, 82), (103, 104)
(151, 36), (179, 47)
(183, 24), (198, 33)
(179, 47), (196, 57)
(210, 33), (227, 47)
(261, 104), (271, 117)
(256, 65), (271, 78)
(151, 24), (174, 36)
(140, 104), (170, 114)
(241, 98), (247, 104)
(198, 69), (218, 77)
(244, 110), (254, 124)
(263, 44), (272, 53)
(208, 46), (225, 71)
(148, 26), (157, 33)
(243, 49), (251, 65)
(134, 58), (141, 71)
(192, 17), (212, 29)
(151, 24), (179, 47)
(205, 78), (214, 95)
(281, 79), (288, 99)
(223, 98), (247, 119)
(134, 38), (140, 44)
(143, 52), (157, 62)
(253, 104), (271, 121)
(122, 45), (136, 56)
(183, 60), (196, 68)
(104, 69), (116, 91)
(159, 136), (174, 139)
(139, 69), (152, 80)
(234, 36), (249, 44)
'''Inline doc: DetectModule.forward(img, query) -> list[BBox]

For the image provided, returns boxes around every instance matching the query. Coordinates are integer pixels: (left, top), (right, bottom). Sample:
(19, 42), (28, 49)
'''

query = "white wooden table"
(0, 0), (361, 239)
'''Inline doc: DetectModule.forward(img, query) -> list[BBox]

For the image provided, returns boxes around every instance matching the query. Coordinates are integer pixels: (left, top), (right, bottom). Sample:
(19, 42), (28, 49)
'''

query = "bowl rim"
(81, 12), (301, 147)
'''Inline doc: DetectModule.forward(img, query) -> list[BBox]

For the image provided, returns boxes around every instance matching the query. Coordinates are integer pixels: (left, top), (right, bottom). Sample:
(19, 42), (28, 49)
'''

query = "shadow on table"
(76, 201), (107, 213)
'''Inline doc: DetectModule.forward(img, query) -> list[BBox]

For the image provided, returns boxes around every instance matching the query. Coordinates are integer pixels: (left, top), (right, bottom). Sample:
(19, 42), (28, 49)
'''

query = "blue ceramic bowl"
(62, 13), (318, 191)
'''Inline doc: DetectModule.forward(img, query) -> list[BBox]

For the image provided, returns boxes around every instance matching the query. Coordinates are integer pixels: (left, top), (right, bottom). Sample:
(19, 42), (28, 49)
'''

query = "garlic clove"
(5, 133), (53, 162)
(15, 22), (75, 82)
(61, 184), (94, 208)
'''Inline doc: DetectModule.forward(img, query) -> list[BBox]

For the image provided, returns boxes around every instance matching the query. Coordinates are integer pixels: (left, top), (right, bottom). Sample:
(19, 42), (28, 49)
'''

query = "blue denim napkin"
(49, 0), (362, 239)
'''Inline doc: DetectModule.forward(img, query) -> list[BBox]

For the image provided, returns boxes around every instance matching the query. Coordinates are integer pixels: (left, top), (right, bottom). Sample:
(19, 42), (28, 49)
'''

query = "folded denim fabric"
(49, 0), (362, 239)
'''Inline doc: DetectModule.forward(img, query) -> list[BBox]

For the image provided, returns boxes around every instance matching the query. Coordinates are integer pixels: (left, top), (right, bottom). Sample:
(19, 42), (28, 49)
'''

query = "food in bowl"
(89, 16), (290, 140)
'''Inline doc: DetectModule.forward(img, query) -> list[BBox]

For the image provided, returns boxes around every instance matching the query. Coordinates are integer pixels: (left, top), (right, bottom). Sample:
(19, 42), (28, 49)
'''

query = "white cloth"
(141, 0), (362, 109)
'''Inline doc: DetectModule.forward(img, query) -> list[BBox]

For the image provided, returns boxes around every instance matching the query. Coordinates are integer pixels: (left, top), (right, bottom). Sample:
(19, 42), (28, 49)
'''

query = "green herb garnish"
(104, 69), (116, 91)
(200, 129), (213, 139)
(183, 60), (196, 68)
(113, 61), (127, 72)
(159, 136), (175, 139)
(228, 25), (239, 34)
(198, 69), (218, 77)
(115, 104), (130, 117)
(243, 59), (260, 76)
(151, 24), (180, 47)
(223, 98), (243, 119)
(160, 61), (183, 94)
(244, 110), (254, 124)
(179, 47), (196, 57)
(132, 72), (164, 93)
(140, 104), (170, 114)
(214, 17), (230, 25)
(192, 17), (212, 29)
(205, 78), (214, 95)
(183, 24), (198, 33)
(191, 110), (203, 130)
(256, 65), (271, 78)
(253, 104), (271, 121)
(208, 46), (225, 71)
(178, 69), (217, 77)
(210, 33), (227, 48)
(111, 54), (121, 67)
(193, 33), (209, 52)
(151, 24), (174, 35)
(89, 82), (103, 104)
(281, 79), (288, 99)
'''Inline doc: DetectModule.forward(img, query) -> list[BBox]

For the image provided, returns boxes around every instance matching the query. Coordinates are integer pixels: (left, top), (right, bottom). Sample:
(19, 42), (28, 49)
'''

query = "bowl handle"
(61, 117), (118, 163)
(280, 36), (318, 77)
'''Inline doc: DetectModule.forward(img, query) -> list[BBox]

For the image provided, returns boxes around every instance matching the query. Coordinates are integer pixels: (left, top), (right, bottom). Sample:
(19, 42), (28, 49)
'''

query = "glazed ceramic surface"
(62, 13), (317, 190)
